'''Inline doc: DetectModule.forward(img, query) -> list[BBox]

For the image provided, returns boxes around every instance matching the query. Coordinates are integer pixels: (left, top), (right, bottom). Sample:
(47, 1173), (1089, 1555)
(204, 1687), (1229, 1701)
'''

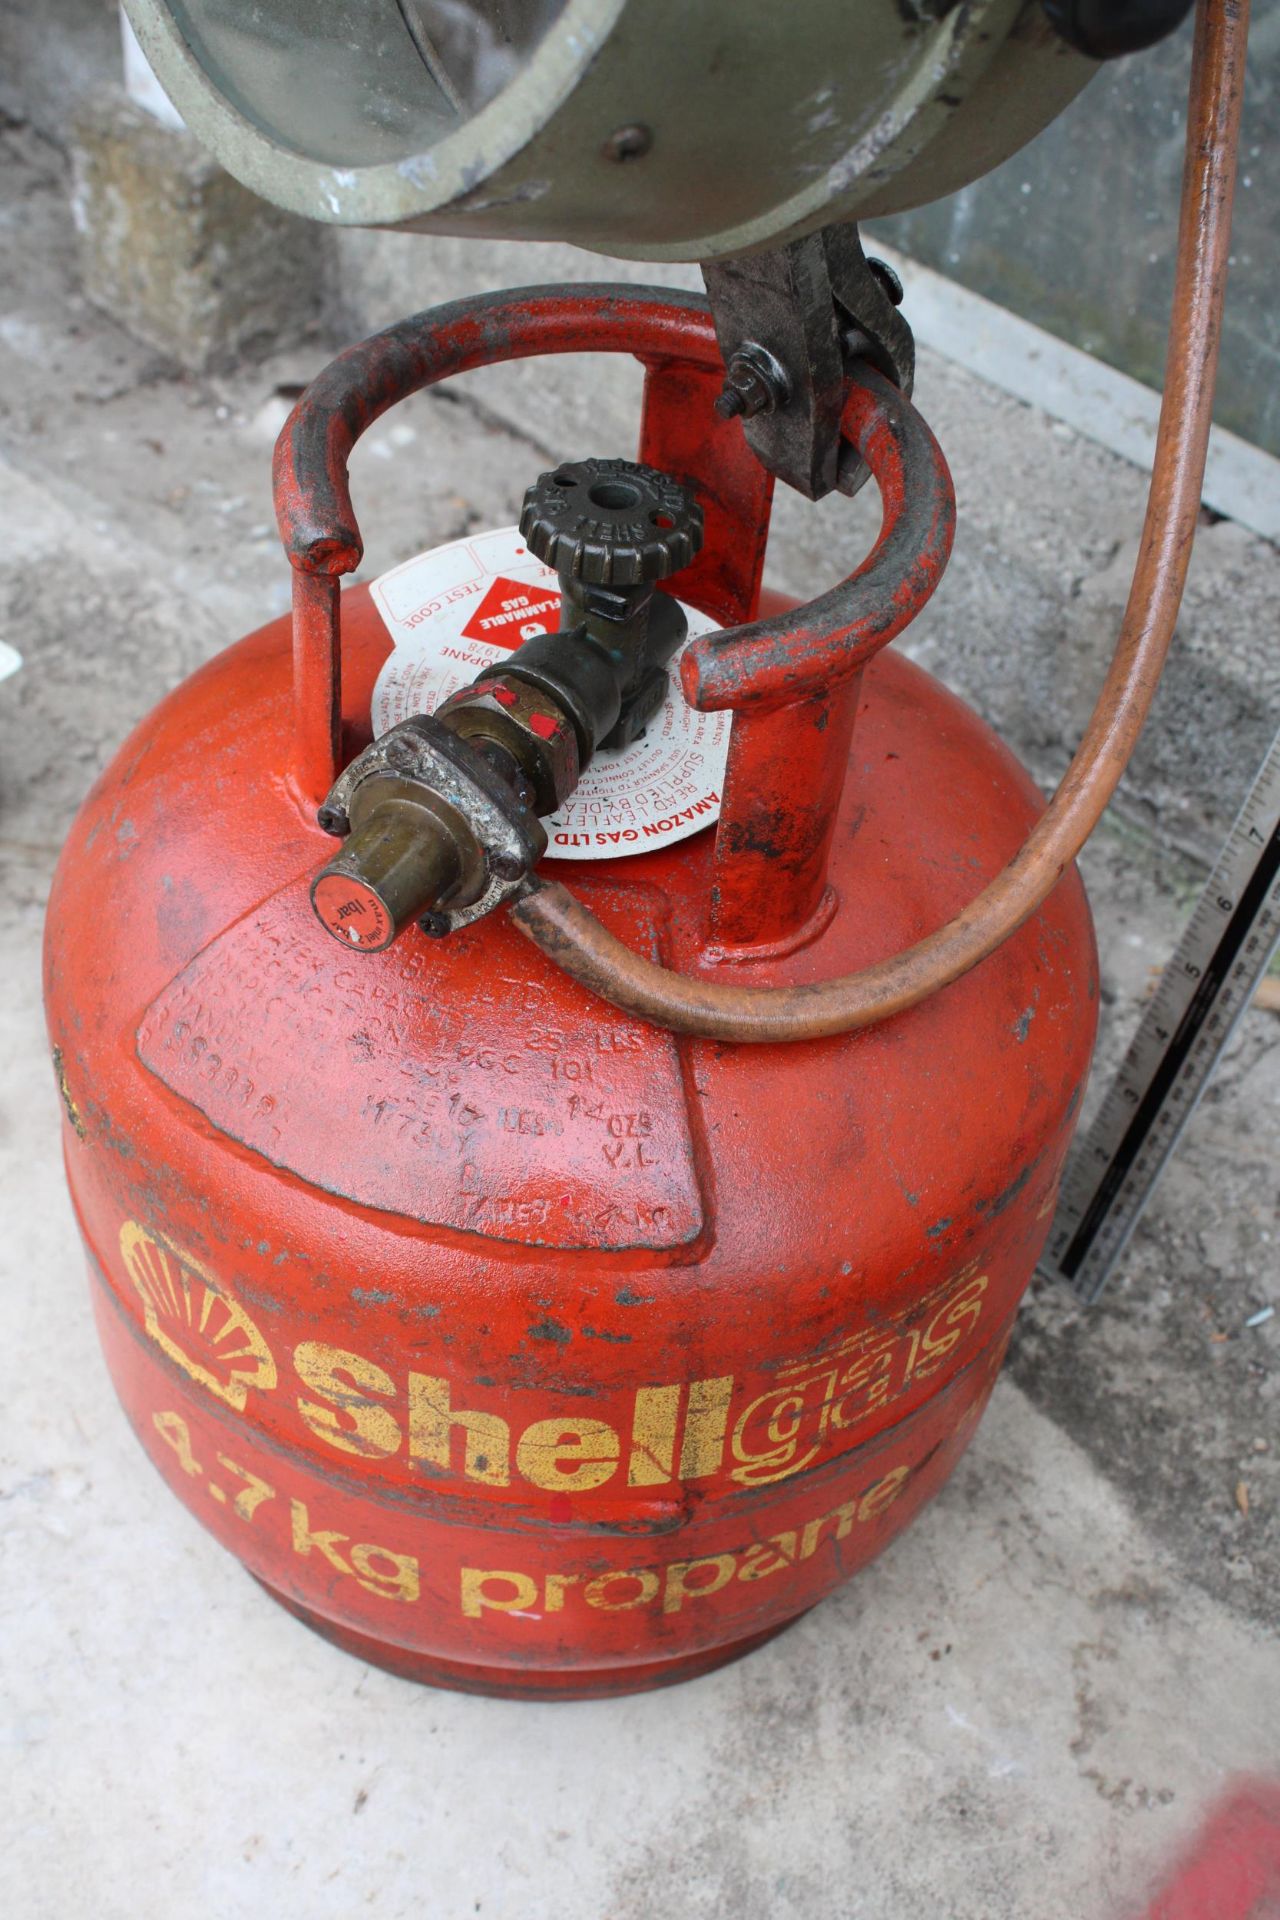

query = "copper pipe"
(510, 0), (1249, 1044)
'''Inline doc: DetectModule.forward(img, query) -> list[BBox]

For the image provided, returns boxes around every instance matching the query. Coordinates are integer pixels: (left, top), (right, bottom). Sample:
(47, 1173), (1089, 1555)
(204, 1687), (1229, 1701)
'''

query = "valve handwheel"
(519, 458), (703, 587)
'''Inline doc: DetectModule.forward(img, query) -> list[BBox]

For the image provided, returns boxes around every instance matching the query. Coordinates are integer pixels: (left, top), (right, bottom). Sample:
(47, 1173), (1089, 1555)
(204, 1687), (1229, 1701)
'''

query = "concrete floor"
(2, 117), (1278, 1920)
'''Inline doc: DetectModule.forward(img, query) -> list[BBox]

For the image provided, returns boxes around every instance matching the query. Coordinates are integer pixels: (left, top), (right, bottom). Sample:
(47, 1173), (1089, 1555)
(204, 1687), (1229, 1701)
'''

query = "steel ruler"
(1040, 725), (1280, 1304)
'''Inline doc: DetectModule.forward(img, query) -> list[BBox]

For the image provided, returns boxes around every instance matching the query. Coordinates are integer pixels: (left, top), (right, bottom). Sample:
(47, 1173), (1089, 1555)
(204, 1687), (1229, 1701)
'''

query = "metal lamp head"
(122, 0), (1097, 262)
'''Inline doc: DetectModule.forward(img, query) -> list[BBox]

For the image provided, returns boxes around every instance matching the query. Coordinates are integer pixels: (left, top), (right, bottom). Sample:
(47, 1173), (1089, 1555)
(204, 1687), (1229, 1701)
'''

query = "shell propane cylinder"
(45, 289), (1096, 1698)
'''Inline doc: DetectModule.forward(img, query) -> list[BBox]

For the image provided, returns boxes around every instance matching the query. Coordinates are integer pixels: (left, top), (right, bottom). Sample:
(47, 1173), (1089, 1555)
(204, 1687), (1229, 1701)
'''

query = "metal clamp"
(702, 223), (914, 500)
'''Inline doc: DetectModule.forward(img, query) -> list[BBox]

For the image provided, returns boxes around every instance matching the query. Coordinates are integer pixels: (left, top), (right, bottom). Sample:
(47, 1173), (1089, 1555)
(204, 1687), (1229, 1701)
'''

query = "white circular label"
(370, 527), (728, 862)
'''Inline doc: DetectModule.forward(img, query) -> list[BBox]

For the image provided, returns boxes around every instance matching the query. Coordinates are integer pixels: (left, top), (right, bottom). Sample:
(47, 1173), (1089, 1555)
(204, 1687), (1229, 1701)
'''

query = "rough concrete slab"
(0, 0), (117, 144)
(69, 87), (330, 373)
(2, 114), (1277, 1920)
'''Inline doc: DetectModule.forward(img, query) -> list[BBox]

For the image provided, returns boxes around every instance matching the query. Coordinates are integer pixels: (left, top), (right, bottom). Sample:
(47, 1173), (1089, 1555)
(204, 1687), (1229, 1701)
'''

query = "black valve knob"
(519, 457), (703, 588)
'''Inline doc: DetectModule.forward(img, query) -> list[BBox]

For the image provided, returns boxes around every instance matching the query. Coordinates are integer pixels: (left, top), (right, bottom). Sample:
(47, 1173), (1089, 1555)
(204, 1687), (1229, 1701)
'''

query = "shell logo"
(118, 1221), (278, 1411)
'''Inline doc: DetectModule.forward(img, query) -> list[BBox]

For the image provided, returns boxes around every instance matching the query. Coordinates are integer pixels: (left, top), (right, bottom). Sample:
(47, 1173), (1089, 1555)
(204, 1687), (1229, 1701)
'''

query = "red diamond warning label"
(459, 575), (561, 648)
(370, 526), (729, 863)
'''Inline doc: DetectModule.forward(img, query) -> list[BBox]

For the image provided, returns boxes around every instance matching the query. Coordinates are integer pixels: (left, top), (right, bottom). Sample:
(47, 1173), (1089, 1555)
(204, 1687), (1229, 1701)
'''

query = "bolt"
(842, 326), (867, 364)
(316, 805), (345, 836)
(714, 343), (789, 423)
(490, 851), (527, 884)
(867, 257), (905, 307)
(602, 123), (652, 163)
(418, 911), (451, 938)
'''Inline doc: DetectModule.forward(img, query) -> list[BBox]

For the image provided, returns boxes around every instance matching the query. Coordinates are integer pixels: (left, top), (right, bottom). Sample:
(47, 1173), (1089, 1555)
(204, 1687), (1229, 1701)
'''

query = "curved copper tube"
(510, 0), (1249, 1044)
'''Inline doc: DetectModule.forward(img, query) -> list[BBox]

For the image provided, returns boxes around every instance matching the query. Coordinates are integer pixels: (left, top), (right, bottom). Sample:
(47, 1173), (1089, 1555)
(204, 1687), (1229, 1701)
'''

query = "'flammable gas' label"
(370, 527), (729, 861)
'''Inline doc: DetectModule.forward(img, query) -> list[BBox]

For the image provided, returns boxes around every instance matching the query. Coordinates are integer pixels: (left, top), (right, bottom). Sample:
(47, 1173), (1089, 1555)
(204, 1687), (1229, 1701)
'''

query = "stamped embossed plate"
(137, 877), (704, 1252)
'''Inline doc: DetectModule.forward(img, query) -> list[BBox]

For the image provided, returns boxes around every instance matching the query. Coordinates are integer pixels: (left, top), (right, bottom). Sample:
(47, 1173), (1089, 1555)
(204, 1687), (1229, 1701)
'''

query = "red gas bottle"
(44, 289), (1095, 1698)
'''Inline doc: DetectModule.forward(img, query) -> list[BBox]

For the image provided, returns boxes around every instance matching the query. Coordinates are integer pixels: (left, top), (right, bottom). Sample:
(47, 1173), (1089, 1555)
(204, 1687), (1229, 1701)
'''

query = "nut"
(714, 342), (790, 422)
(602, 123), (652, 163)
(437, 676), (579, 815)
(867, 257), (904, 307)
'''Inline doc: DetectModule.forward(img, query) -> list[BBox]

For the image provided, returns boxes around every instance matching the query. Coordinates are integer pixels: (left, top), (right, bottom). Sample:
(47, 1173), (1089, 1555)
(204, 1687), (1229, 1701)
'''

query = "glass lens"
(165, 0), (568, 166)
(401, 2), (568, 117)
